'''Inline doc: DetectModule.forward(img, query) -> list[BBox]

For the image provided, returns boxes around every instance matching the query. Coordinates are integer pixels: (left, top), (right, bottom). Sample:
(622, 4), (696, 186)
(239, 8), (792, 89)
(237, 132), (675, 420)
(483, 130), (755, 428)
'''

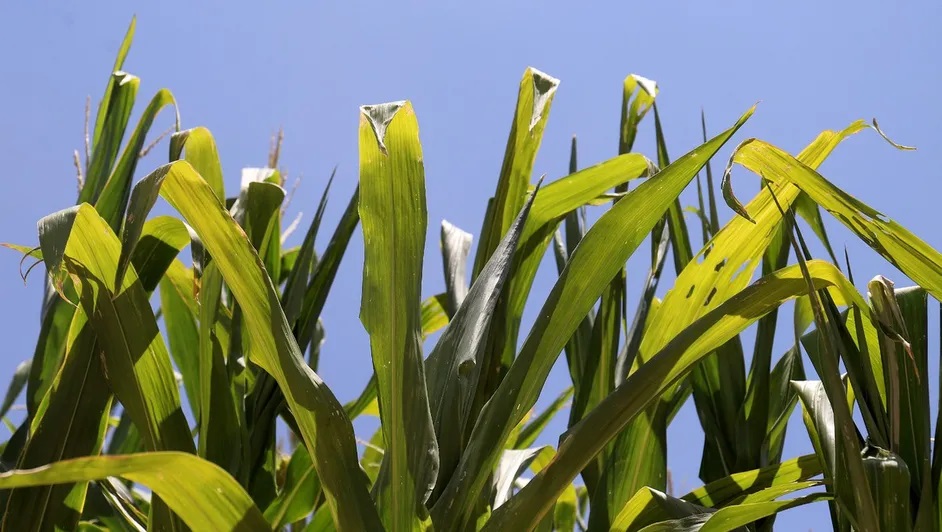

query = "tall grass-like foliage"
(1, 19), (939, 532)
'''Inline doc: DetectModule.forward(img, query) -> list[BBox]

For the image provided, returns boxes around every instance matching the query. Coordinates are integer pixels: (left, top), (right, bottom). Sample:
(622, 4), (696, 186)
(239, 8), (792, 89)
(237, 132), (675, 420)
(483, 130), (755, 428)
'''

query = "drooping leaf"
(169, 127), (225, 203)
(0, 453), (268, 531)
(727, 135), (939, 301)
(132, 161), (380, 530)
(680, 454), (822, 508)
(636, 494), (828, 532)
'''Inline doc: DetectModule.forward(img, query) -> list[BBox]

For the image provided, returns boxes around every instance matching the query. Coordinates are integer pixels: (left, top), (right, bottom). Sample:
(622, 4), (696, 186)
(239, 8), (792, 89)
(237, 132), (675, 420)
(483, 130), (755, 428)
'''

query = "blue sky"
(1, 2), (940, 529)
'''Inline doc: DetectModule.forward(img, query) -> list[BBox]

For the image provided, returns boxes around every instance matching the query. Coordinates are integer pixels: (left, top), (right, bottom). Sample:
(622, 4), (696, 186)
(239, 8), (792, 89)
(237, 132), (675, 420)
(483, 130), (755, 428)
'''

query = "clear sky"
(1, 2), (940, 529)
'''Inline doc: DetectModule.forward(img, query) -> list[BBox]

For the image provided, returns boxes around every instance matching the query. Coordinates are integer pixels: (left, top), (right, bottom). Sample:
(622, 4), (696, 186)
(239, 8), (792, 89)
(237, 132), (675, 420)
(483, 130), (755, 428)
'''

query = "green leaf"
(0, 360), (30, 421)
(472, 67), (559, 279)
(432, 106), (754, 530)
(785, 197), (878, 531)
(727, 135), (940, 301)
(610, 487), (707, 532)
(425, 181), (538, 504)
(860, 444), (913, 532)
(63, 204), (194, 454)
(557, 138), (594, 416)
(296, 185), (360, 364)
(637, 494), (828, 532)
(361, 426), (385, 487)
(129, 216), (190, 293)
(82, 72), (138, 206)
(500, 151), (653, 387)
(467, 68), (560, 433)
(793, 379), (868, 531)
(619, 74), (657, 155)
(95, 88), (178, 232)
(90, 17), (135, 157)
(0, 453), (267, 531)
(604, 226), (670, 518)
(651, 102), (695, 275)
(3, 307), (112, 531)
(871, 282), (930, 499)
(358, 101), (437, 530)
(343, 375), (377, 420)
(264, 445), (322, 529)
(159, 259), (201, 417)
(9, 203), (189, 531)
(421, 294), (449, 338)
(514, 387), (573, 450)
(169, 127), (225, 203)
(282, 171), (333, 327)
(699, 110), (721, 236)
(196, 261), (241, 476)
(485, 260), (864, 529)
(680, 454), (822, 508)
(25, 216), (82, 419)
(129, 161), (381, 530)
(764, 346), (806, 463)
(66, 205), (194, 530)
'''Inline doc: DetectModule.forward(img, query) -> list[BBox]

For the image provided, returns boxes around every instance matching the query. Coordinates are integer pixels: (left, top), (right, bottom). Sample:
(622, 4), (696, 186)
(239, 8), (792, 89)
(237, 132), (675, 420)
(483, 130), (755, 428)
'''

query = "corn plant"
(1, 18), (941, 532)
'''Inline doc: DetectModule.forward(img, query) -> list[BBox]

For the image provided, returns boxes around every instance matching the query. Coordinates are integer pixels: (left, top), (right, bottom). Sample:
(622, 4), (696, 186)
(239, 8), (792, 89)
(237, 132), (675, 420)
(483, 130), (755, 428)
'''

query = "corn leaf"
(169, 127), (225, 203)
(89, 18), (135, 161)
(296, 185), (360, 363)
(727, 136), (941, 301)
(159, 259), (201, 417)
(441, 220), (473, 318)
(431, 106), (754, 530)
(264, 445), (321, 529)
(636, 494), (828, 532)
(96, 88), (178, 232)
(358, 101), (438, 530)
(681, 454), (822, 508)
(0, 361), (29, 422)
(485, 260), (865, 529)
(472, 67), (558, 278)
(82, 72), (138, 206)
(282, 171), (333, 327)
(0, 453), (267, 531)
(425, 181), (538, 504)
(124, 161), (381, 530)
(514, 386), (573, 450)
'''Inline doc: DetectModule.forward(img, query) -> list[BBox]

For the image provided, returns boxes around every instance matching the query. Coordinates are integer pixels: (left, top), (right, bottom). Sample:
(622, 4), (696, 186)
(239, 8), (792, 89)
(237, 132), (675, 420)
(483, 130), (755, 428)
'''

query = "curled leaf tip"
(526, 68), (559, 132)
(360, 101), (407, 155)
(871, 118), (916, 151)
(721, 139), (758, 223)
(630, 74), (658, 97)
(113, 71), (138, 84)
